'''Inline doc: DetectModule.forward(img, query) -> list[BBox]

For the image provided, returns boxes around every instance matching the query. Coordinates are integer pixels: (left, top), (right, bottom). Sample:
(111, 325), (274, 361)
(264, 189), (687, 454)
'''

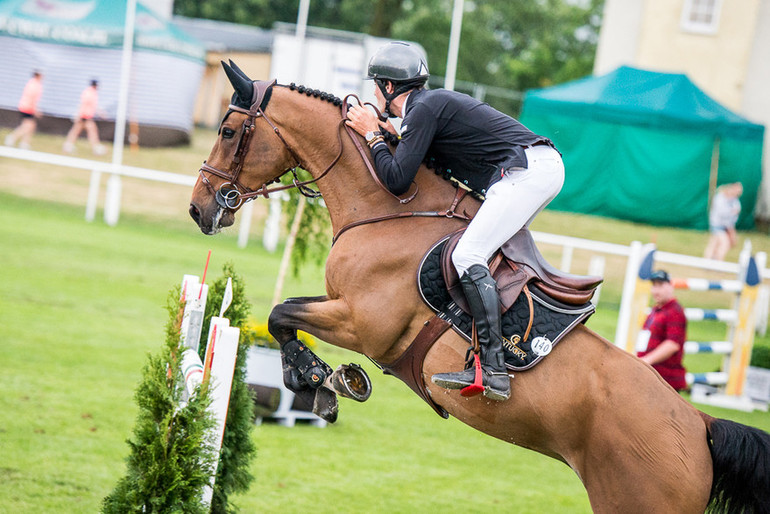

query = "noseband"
(198, 79), (343, 210)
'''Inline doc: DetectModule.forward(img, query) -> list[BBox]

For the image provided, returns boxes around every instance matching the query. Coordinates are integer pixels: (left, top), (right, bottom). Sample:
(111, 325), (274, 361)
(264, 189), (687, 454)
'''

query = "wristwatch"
(365, 130), (382, 144)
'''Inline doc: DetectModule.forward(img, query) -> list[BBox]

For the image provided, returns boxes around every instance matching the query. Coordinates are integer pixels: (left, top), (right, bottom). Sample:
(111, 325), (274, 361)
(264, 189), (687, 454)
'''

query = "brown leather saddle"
(441, 228), (602, 315)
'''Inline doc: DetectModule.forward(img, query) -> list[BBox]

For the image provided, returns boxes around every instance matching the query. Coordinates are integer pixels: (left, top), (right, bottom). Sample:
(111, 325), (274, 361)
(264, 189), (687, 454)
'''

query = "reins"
(341, 94), (419, 205)
(331, 186), (472, 244)
(198, 80), (473, 238)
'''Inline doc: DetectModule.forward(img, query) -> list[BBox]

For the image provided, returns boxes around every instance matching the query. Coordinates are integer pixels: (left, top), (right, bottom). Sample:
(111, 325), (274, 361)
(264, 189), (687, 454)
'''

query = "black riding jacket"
(371, 87), (553, 196)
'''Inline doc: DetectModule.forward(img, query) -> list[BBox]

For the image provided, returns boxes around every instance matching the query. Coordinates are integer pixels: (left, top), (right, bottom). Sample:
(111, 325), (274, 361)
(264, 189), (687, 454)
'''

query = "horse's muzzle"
(188, 201), (224, 235)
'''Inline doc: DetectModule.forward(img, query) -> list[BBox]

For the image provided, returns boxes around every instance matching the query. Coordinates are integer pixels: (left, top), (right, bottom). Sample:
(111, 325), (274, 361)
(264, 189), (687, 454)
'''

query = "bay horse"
(189, 63), (770, 513)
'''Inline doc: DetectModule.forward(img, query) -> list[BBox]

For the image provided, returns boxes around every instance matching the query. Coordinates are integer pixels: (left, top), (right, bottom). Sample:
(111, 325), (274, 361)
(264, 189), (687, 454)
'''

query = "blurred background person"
(704, 182), (742, 261)
(63, 79), (106, 155)
(4, 70), (44, 150)
(637, 270), (688, 392)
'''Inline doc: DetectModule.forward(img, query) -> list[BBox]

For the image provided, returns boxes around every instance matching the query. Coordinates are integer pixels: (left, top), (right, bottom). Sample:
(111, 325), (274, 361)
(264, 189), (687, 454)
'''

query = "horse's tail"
(705, 416), (770, 513)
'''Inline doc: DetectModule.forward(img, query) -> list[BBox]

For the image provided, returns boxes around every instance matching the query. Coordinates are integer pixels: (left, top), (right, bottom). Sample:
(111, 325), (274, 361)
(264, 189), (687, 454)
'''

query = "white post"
(560, 245), (573, 272)
(237, 201), (254, 248)
(112, 0), (135, 168)
(104, 0), (136, 226)
(296, 0), (310, 39)
(589, 255), (605, 306)
(263, 193), (283, 252)
(295, 0), (310, 84)
(272, 195), (307, 307)
(180, 275), (208, 353)
(444, 0), (464, 91)
(615, 241), (643, 347)
(103, 173), (122, 226)
(200, 317), (240, 507)
(85, 168), (102, 222)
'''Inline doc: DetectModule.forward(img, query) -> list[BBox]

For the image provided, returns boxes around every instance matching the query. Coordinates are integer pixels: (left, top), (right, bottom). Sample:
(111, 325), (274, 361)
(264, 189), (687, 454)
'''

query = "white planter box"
(245, 346), (326, 428)
(745, 366), (770, 403)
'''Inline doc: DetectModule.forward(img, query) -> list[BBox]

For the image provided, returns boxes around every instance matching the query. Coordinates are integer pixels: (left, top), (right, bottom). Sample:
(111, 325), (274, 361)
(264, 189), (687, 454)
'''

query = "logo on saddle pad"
(502, 334), (527, 360)
(531, 336), (553, 357)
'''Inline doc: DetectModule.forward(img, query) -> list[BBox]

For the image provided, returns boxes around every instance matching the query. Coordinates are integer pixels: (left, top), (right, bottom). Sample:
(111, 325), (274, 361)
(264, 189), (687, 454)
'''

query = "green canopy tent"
(520, 66), (764, 230)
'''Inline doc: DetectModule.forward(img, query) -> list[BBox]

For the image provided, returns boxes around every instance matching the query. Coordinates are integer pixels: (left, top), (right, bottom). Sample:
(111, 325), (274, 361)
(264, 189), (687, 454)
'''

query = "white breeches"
(452, 145), (565, 276)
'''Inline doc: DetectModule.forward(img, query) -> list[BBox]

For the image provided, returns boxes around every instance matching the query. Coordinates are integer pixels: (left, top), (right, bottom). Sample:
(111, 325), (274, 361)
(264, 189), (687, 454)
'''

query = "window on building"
(681, 0), (722, 35)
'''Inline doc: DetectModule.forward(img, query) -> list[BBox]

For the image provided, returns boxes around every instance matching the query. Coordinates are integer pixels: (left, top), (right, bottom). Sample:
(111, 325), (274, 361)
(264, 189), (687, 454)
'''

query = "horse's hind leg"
(268, 296), (358, 423)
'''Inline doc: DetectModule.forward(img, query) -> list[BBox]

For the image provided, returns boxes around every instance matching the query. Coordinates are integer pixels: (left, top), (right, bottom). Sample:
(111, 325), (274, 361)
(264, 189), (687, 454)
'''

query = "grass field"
(1, 130), (770, 513)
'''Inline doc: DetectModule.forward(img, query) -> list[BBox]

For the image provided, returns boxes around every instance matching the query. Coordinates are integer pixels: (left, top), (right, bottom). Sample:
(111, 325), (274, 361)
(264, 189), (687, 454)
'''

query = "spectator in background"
(4, 70), (44, 150)
(637, 270), (688, 391)
(704, 182), (743, 261)
(63, 79), (106, 155)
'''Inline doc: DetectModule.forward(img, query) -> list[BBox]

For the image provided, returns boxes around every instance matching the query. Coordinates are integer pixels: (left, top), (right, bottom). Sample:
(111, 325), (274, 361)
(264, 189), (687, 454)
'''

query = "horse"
(189, 62), (770, 513)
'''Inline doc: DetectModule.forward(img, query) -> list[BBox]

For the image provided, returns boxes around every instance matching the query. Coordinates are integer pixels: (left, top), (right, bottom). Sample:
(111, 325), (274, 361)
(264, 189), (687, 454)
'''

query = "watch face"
(365, 131), (376, 140)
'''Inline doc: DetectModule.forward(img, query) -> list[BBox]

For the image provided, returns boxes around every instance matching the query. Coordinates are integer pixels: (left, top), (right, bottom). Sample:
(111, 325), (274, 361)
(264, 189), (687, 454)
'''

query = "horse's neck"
(270, 87), (474, 232)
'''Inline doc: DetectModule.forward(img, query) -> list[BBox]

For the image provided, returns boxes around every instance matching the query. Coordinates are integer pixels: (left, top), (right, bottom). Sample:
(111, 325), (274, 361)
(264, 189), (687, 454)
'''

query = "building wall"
(594, 0), (769, 219)
(636, 0), (761, 112)
(593, 0), (644, 75)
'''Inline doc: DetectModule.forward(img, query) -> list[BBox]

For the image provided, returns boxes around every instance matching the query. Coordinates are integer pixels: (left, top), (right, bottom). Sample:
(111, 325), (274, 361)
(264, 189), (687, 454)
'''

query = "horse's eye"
(222, 128), (236, 139)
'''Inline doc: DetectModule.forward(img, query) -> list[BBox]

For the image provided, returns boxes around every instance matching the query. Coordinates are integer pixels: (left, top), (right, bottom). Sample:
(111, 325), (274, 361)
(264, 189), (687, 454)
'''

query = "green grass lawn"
(2, 130), (770, 512)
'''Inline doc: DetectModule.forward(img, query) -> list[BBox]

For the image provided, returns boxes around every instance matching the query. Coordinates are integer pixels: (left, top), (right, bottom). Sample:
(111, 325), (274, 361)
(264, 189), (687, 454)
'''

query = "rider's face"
(374, 83), (386, 112)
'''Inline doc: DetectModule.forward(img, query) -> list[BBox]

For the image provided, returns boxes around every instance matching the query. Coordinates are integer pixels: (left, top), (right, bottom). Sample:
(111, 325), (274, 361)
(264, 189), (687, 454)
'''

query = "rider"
(346, 42), (564, 402)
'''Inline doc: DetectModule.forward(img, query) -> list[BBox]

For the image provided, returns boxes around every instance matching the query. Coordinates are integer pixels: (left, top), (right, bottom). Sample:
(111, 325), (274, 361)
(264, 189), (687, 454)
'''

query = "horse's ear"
(228, 59), (251, 81)
(221, 60), (253, 106)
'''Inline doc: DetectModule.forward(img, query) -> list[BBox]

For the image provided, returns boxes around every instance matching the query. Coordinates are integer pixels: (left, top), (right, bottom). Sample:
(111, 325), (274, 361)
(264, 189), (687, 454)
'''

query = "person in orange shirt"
(5, 70), (44, 150)
(63, 79), (106, 155)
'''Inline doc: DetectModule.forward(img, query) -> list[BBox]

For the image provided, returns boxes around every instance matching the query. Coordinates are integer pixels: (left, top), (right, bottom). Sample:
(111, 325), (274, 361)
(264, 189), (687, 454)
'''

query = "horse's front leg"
(268, 295), (360, 423)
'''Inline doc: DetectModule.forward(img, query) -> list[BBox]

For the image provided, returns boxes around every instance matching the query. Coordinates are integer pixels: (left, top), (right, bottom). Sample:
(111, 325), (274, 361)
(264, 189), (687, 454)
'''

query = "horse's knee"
(267, 303), (296, 343)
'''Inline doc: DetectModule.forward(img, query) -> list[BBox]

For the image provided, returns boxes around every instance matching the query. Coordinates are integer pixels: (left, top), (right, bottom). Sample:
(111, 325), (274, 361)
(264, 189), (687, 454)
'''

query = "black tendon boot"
(431, 264), (511, 401)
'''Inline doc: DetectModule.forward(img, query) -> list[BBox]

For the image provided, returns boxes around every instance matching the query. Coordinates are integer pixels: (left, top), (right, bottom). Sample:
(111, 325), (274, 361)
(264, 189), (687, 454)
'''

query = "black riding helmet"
(367, 42), (429, 117)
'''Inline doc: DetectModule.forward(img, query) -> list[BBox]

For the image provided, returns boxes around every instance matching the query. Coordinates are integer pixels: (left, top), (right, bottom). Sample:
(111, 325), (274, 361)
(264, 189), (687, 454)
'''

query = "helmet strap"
(376, 79), (420, 118)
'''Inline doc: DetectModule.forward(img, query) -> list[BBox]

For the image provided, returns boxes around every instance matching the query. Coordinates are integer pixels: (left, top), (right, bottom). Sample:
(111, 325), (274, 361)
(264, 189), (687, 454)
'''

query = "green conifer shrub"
(102, 290), (217, 513)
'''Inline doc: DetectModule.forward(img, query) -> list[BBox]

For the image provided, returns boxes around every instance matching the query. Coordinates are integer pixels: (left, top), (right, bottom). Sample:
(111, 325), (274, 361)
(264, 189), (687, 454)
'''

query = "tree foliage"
(279, 169), (332, 276)
(174, 0), (605, 100)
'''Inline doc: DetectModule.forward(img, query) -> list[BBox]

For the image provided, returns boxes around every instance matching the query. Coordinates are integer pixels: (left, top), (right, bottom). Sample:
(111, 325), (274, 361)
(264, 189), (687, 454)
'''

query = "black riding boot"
(431, 264), (511, 401)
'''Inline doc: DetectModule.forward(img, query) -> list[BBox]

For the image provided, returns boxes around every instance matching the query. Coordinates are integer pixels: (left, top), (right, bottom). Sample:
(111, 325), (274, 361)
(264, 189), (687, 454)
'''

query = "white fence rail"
(0, 145), (195, 225)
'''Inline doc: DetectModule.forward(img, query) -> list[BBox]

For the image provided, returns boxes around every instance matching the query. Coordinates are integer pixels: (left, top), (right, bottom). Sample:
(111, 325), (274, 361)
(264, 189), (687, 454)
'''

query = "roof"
(523, 66), (764, 140)
(172, 15), (272, 53)
(0, 0), (204, 61)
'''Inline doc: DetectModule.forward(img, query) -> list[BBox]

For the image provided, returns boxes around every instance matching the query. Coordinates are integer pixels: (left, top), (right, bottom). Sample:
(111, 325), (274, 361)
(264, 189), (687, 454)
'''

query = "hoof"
(313, 386), (338, 423)
(328, 363), (372, 402)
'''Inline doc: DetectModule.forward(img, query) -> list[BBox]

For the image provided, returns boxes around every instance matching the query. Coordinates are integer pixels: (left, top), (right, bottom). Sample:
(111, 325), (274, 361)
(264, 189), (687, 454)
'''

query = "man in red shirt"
(637, 270), (688, 391)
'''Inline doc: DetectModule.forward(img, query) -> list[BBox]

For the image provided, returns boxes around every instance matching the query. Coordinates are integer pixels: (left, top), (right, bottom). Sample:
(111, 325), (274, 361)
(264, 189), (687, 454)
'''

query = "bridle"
(198, 79), (346, 210)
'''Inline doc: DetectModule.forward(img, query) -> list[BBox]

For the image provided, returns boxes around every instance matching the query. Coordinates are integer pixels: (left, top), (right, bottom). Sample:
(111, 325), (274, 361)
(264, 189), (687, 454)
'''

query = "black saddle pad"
(418, 236), (595, 371)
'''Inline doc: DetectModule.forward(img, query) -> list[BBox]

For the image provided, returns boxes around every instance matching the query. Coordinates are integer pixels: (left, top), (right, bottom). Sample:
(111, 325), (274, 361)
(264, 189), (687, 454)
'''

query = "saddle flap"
(441, 231), (533, 314)
(440, 228), (602, 312)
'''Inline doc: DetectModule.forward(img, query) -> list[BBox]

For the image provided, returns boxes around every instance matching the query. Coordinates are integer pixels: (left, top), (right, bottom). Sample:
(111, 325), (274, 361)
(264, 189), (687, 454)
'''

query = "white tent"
(0, 0), (205, 145)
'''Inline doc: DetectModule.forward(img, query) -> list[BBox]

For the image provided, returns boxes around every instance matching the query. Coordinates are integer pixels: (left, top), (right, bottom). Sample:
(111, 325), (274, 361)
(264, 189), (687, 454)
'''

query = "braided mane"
(284, 83), (343, 107)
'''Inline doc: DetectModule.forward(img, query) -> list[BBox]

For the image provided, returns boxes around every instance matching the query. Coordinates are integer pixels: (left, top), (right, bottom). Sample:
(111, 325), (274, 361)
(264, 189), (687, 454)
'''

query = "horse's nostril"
(189, 204), (201, 224)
